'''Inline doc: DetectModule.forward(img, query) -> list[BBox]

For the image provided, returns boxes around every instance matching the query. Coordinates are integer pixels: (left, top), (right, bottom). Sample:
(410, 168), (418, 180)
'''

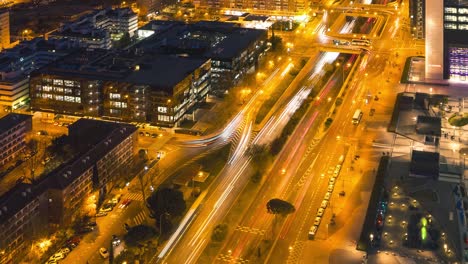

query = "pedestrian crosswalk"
(235, 225), (265, 236)
(125, 192), (143, 201)
(132, 210), (148, 226)
(286, 240), (305, 264)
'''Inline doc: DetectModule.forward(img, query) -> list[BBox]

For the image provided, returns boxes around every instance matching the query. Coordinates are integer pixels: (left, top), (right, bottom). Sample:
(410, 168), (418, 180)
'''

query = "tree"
(269, 36), (283, 51)
(270, 136), (286, 156)
(323, 63), (335, 73)
(335, 97), (343, 106)
(211, 224), (228, 242)
(266, 198), (295, 216)
(325, 118), (333, 128)
(123, 224), (157, 248)
(147, 188), (186, 232)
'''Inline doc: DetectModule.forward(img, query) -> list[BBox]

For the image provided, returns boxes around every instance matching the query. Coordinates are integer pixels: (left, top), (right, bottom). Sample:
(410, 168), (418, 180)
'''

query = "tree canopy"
(123, 224), (156, 247)
(147, 187), (186, 219)
(267, 198), (295, 216)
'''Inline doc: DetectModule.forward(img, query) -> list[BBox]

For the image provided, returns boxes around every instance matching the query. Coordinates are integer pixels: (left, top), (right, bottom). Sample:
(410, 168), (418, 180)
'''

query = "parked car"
(76, 226), (94, 234)
(139, 131), (145, 136)
(151, 133), (157, 138)
(324, 192), (331, 201)
(99, 203), (114, 212)
(112, 235), (121, 246)
(57, 247), (70, 255)
(66, 237), (80, 248)
(317, 208), (325, 217)
(95, 212), (108, 217)
(321, 200), (328, 209)
(314, 217), (321, 226)
(111, 194), (122, 205)
(99, 247), (109, 258)
(48, 253), (65, 261)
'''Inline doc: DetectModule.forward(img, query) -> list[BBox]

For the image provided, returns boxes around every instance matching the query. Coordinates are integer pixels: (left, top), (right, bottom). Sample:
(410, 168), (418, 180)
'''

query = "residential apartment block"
(0, 119), (136, 262)
(30, 49), (211, 127)
(0, 113), (32, 166)
(0, 184), (41, 264)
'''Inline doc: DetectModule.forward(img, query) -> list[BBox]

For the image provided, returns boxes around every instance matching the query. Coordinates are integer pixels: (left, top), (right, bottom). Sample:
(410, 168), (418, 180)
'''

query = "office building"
(49, 7), (138, 50)
(0, 10), (9, 51)
(426, 0), (468, 81)
(30, 50), (211, 127)
(410, 0), (425, 39)
(0, 38), (70, 110)
(0, 113), (32, 166)
(135, 21), (267, 90)
(193, 0), (308, 17)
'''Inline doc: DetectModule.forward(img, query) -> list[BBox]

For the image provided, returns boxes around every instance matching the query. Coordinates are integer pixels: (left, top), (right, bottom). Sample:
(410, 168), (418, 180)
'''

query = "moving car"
(99, 203), (114, 212)
(111, 194), (122, 205)
(308, 225), (318, 240)
(119, 199), (132, 208)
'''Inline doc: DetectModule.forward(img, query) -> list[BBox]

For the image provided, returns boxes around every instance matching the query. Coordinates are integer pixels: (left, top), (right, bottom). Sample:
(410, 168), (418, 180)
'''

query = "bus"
(352, 109), (363, 125)
(350, 39), (371, 47)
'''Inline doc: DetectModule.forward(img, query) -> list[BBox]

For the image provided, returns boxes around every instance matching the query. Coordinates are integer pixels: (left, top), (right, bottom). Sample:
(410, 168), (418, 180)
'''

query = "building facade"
(194, 0), (308, 17)
(0, 184), (40, 264)
(426, 0), (468, 81)
(30, 50), (211, 127)
(0, 113), (32, 166)
(0, 10), (9, 51)
(410, 0), (425, 39)
(48, 7), (138, 49)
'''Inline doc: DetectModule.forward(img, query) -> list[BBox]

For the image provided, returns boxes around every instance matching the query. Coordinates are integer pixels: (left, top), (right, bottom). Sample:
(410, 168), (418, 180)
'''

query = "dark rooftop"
(409, 150), (439, 179)
(0, 183), (36, 224)
(37, 119), (137, 190)
(34, 50), (209, 93)
(416, 115), (441, 137)
(0, 113), (32, 136)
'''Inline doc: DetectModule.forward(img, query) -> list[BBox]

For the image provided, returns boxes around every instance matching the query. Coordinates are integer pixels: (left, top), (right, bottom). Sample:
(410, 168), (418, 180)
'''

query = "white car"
(57, 247), (70, 255)
(48, 253), (65, 261)
(111, 194), (122, 204)
(99, 247), (109, 258)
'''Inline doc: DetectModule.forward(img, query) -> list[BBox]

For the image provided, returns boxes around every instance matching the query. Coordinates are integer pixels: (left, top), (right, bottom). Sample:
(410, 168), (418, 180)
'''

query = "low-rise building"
(30, 50), (211, 127)
(36, 119), (137, 226)
(0, 113), (32, 166)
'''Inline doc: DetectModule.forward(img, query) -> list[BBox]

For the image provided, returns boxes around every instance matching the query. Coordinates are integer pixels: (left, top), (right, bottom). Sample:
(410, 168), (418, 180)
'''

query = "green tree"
(147, 188), (186, 233)
(335, 97), (343, 106)
(123, 225), (157, 247)
(266, 198), (295, 216)
(269, 36), (283, 51)
(325, 118), (333, 128)
(211, 224), (228, 242)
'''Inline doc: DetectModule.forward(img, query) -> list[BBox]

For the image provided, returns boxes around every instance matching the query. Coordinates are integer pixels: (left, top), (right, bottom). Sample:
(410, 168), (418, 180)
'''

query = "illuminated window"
(53, 79), (63, 85)
(445, 23), (458, 29)
(445, 15), (457, 21)
(64, 96), (75, 102)
(158, 106), (167, 113)
(459, 8), (468, 14)
(459, 16), (468, 22)
(55, 95), (64, 101)
(110, 93), (121, 99)
(42, 93), (52, 99)
(459, 24), (468, 30)
(75, 97), (81, 103)
(64, 88), (73, 94)
(64, 80), (74, 87)
(42, 85), (52, 92)
(54, 87), (63, 93)
(158, 115), (171, 122)
(445, 7), (457, 13)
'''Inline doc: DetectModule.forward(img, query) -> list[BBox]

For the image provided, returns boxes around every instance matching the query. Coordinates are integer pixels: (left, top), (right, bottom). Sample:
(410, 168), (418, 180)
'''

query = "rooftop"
(34, 50), (209, 93)
(37, 119), (137, 190)
(409, 150), (440, 179)
(0, 183), (36, 224)
(0, 113), (31, 135)
(416, 115), (441, 136)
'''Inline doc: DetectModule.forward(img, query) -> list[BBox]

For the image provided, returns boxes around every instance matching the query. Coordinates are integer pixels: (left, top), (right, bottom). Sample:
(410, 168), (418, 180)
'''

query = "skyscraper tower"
(426, 0), (468, 81)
